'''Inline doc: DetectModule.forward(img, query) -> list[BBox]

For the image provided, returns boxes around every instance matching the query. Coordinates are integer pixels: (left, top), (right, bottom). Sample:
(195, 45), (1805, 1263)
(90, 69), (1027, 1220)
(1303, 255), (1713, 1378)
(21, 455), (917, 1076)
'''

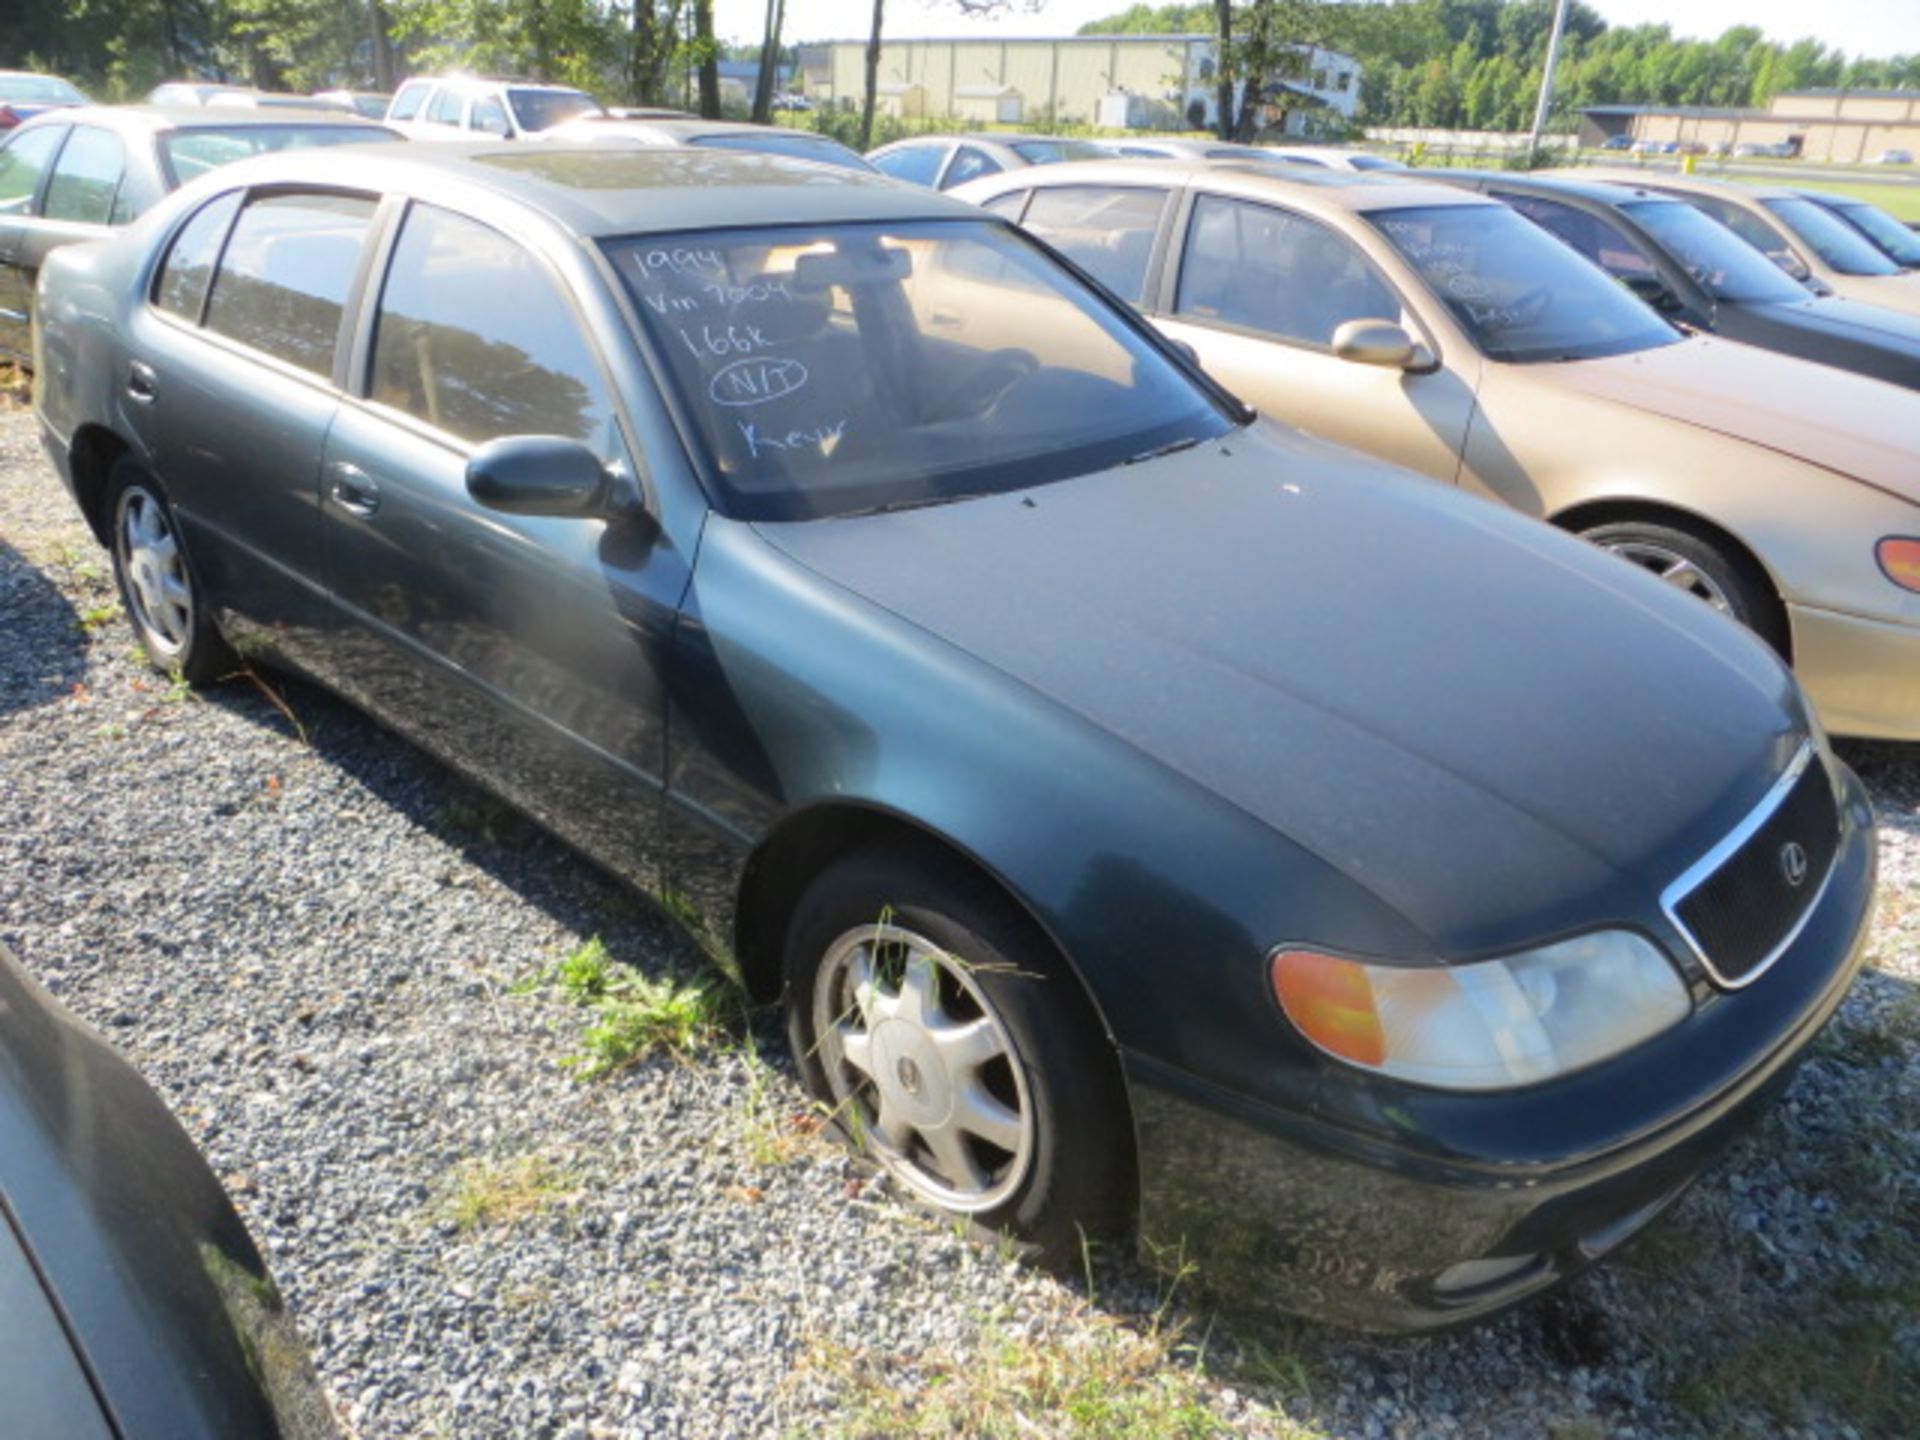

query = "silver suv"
(384, 77), (602, 140)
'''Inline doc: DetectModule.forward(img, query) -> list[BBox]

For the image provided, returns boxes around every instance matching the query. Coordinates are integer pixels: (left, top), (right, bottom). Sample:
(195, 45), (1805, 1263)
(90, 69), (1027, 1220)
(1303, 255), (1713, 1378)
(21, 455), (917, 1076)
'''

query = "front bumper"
(1127, 762), (1876, 1332)
(1791, 600), (1920, 741)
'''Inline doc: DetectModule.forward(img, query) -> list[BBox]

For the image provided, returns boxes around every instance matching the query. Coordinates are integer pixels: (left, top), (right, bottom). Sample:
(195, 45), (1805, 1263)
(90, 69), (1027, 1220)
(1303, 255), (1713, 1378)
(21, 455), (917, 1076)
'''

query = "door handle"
(326, 461), (380, 517)
(126, 360), (158, 404)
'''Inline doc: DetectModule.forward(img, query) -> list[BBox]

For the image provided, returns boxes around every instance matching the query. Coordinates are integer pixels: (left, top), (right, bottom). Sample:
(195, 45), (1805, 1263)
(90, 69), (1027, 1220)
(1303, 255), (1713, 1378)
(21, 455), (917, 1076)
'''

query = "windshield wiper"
(1122, 436), (1204, 466)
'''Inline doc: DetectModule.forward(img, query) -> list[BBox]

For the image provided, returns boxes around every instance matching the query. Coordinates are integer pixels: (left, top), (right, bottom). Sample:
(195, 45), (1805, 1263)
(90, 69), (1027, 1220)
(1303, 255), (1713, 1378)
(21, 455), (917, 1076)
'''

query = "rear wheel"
(1579, 519), (1786, 655)
(107, 459), (235, 683)
(784, 847), (1132, 1264)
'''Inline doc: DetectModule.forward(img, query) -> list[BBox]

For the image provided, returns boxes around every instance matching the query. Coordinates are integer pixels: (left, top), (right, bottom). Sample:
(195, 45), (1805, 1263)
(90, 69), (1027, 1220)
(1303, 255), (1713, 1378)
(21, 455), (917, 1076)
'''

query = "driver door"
(1150, 193), (1476, 485)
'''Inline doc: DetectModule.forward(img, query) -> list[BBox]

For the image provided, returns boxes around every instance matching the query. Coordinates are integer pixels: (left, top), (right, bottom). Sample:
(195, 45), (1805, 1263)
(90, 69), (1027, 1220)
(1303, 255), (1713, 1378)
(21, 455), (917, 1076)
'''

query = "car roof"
(577, 118), (849, 144)
(1572, 167), (1797, 202)
(1441, 168), (1681, 206)
(397, 75), (592, 95)
(199, 141), (976, 236)
(976, 156), (1487, 213)
(875, 132), (1084, 150)
(10, 104), (394, 135)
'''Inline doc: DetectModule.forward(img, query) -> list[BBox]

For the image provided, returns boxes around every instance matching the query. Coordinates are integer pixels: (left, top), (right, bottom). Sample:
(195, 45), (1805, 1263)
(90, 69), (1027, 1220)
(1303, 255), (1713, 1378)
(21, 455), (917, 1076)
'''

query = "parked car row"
(23, 98), (1896, 1353)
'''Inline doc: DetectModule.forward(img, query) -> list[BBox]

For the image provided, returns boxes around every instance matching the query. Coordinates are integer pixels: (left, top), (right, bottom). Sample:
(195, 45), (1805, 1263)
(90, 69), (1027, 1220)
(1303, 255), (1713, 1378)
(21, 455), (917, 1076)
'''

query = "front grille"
(1668, 751), (1839, 988)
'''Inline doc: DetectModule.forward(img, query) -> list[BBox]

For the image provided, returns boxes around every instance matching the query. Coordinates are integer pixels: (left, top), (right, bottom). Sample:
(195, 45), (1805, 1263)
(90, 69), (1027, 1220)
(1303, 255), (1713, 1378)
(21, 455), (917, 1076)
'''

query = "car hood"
(1827, 271), (1920, 318)
(1549, 335), (1920, 505)
(756, 422), (1804, 951)
(1751, 294), (1920, 355)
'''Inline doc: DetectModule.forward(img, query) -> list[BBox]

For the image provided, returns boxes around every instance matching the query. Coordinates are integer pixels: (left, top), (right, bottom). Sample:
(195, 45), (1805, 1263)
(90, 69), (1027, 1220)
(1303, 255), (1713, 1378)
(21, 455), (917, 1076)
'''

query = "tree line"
(1083, 2), (1920, 134)
(7, 1), (1919, 142)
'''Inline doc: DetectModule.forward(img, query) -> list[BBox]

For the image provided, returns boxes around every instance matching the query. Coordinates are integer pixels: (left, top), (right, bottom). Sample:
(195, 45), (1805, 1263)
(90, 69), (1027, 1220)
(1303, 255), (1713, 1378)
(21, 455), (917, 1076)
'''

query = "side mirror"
(1166, 337), (1202, 369)
(466, 435), (612, 517)
(1773, 250), (1812, 283)
(1331, 318), (1432, 371)
(1622, 274), (1682, 312)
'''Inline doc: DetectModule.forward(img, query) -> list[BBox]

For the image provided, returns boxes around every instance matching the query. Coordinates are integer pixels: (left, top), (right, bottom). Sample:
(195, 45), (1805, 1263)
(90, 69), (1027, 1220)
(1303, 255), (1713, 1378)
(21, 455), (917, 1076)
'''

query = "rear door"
(1152, 192), (1476, 482)
(0, 123), (68, 360)
(128, 185), (378, 659)
(320, 201), (687, 886)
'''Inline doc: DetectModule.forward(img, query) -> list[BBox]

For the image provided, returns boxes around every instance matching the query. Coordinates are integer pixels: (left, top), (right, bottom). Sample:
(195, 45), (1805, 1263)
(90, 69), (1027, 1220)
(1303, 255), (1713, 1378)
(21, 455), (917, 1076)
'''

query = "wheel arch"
(1549, 494), (1793, 662)
(66, 424), (137, 547)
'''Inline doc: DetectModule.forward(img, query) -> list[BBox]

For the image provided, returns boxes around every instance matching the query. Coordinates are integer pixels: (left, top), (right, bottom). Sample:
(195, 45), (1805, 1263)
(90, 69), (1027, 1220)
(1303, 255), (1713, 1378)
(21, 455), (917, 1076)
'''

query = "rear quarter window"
(153, 190), (243, 321)
(203, 191), (376, 375)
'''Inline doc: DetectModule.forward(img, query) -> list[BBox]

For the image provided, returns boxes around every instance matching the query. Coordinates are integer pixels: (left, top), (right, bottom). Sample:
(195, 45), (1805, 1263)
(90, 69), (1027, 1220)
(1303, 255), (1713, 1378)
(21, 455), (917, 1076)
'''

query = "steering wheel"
(1506, 283), (1553, 329)
(943, 348), (1038, 422)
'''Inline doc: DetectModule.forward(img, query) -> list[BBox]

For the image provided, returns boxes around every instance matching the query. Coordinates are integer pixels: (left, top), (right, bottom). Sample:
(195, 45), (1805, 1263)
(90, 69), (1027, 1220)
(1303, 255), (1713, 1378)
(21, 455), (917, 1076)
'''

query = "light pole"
(1526, 0), (1571, 161)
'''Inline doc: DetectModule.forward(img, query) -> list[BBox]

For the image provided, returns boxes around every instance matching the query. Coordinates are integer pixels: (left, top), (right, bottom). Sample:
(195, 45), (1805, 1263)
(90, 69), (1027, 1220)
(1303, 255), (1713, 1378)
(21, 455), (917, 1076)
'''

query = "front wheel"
(784, 848), (1133, 1264)
(1579, 519), (1786, 655)
(107, 459), (235, 683)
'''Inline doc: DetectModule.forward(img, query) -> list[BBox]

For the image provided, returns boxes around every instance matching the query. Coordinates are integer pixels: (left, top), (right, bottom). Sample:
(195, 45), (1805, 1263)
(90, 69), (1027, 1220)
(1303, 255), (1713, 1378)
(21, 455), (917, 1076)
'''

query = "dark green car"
(33, 141), (1875, 1329)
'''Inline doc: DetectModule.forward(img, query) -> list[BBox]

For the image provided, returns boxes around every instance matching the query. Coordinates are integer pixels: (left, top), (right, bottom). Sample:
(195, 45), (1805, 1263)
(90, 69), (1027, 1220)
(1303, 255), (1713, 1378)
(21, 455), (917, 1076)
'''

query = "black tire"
(1579, 519), (1787, 655)
(106, 458), (236, 684)
(784, 846), (1133, 1265)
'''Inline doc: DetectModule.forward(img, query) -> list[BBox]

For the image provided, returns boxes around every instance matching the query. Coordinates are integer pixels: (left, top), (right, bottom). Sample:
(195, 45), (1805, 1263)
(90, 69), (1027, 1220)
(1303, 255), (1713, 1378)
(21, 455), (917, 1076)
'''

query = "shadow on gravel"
(0, 535), (88, 717)
(199, 667), (708, 981)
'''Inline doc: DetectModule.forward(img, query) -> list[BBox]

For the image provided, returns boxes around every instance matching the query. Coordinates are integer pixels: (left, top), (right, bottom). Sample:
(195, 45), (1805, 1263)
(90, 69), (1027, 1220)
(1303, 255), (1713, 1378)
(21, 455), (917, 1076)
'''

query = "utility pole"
(1526, 0), (1571, 160)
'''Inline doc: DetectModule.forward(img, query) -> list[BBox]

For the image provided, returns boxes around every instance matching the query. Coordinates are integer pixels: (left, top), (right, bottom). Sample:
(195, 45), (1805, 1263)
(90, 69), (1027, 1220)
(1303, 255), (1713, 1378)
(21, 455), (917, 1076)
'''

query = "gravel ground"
(1, 404), (1915, 1440)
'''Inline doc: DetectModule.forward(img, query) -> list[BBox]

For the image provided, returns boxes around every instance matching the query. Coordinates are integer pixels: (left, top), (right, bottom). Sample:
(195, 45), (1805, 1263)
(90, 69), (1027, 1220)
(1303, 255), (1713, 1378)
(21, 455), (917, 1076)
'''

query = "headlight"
(1269, 932), (1691, 1090)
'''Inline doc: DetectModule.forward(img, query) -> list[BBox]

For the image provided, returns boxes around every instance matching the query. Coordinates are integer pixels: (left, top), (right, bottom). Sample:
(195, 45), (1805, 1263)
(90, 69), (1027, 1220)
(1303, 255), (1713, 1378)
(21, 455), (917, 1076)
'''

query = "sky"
(712, 0), (1920, 58)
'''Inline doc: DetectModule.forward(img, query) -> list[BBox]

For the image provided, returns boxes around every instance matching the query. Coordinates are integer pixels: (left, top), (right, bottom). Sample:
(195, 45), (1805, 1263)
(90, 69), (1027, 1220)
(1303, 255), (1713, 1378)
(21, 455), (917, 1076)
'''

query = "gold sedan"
(955, 161), (1920, 740)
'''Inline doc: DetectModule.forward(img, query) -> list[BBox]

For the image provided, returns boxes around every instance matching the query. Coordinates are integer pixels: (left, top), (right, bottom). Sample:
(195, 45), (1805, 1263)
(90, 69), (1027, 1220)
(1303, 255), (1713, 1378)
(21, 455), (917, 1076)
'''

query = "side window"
(0, 126), (68, 216)
(41, 127), (126, 226)
(369, 204), (613, 447)
(1498, 192), (1657, 279)
(203, 191), (376, 375)
(426, 87), (466, 126)
(470, 96), (511, 138)
(153, 190), (242, 321)
(1020, 186), (1169, 303)
(872, 145), (944, 187)
(1175, 195), (1401, 347)
(388, 82), (430, 122)
(980, 189), (1029, 220)
(941, 146), (1003, 189)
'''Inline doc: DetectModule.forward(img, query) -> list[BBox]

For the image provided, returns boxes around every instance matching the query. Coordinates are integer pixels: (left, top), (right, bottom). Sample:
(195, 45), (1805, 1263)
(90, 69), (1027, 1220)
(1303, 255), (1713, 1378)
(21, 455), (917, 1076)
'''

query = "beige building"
(1580, 90), (1920, 161)
(794, 34), (1362, 134)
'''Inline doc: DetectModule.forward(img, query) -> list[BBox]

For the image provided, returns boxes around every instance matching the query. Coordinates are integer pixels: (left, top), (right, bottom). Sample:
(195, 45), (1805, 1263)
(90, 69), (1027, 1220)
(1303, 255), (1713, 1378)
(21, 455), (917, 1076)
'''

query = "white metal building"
(794, 34), (1362, 135)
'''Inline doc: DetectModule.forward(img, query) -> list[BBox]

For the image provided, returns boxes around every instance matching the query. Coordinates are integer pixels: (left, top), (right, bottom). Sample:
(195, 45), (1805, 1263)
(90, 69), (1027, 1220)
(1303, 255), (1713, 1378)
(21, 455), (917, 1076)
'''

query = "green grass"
(436, 1151), (584, 1232)
(519, 936), (745, 1078)
(1726, 174), (1920, 222)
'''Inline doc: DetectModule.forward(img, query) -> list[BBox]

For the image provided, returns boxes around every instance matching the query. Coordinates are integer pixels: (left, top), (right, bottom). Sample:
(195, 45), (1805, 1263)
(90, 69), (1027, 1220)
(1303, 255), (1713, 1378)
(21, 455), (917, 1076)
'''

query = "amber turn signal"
(1878, 537), (1920, 594)
(1269, 950), (1385, 1066)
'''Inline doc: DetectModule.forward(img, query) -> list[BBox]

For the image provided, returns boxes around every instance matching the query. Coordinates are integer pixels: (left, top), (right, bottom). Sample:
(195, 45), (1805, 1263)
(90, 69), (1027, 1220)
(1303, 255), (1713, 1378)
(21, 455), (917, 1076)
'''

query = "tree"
(860, 0), (884, 148)
(693, 0), (720, 116)
(751, 0), (784, 123)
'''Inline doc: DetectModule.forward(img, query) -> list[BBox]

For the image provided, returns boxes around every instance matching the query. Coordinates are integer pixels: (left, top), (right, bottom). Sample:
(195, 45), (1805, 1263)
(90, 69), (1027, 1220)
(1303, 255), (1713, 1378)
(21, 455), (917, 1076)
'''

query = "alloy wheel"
(116, 487), (193, 656)
(810, 921), (1035, 1212)
(1600, 538), (1735, 615)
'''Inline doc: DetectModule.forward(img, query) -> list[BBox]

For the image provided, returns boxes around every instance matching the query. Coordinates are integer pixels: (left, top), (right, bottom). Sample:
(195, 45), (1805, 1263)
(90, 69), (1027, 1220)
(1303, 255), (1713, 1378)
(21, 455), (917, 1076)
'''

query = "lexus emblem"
(1779, 841), (1810, 888)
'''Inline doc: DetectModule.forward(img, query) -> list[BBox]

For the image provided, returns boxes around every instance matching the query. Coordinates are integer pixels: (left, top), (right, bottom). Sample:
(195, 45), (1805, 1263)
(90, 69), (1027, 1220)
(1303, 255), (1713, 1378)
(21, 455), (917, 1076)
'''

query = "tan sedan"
(1581, 168), (1920, 318)
(954, 160), (1920, 740)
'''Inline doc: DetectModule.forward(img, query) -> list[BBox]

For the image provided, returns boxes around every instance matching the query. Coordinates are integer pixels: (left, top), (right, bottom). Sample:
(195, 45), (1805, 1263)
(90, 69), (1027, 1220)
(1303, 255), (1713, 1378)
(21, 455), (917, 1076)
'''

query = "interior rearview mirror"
(466, 435), (613, 518)
(1331, 318), (1431, 371)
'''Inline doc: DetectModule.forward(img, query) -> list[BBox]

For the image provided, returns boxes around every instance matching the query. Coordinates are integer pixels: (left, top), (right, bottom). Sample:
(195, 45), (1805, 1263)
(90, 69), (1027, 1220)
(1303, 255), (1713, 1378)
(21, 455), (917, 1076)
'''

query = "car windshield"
(1, 75), (86, 104)
(1368, 203), (1680, 363)
(1011, 140), (1110, 164)
(1348, 155), (1405, 171)
(689, 132), (873, 171)
(609, 220), (1231, 520)
(160, 124), (395, 184)
(1763, 195), (1904, 275)
(1825, 197), (1920, 265)
(1618, 200), (1809, 303)
(508, 88), (602, 131)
